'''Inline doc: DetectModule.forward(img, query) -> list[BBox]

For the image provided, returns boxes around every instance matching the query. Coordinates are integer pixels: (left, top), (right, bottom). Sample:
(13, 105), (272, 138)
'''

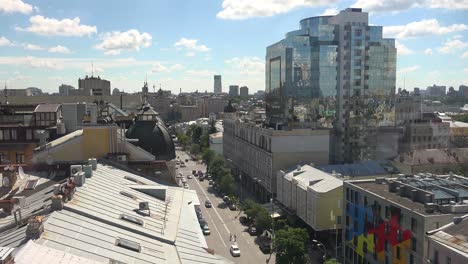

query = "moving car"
(229, 244), (241, 257)
(248, 226), (257, 236)
(205, 200), (212, 208)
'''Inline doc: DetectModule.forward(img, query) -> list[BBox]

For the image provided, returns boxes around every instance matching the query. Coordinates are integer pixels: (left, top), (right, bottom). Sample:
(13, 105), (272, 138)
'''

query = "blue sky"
(0, 0), (467, 94)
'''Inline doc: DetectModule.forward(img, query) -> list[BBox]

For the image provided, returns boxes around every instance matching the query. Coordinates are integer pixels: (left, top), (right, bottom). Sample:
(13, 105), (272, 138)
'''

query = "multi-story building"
(265, 8), (396, 164)
(214, 75), (222, 94)
(276, 164), (343, 232)
(58, 84), (76, 96)
(209, 132), (223, 155)
(223, 118), (330, 202)
(240, 86), (249, 97)
(229, 85), (239, 97)
(343, 174), (468, 264)
(459, 85), (468, 98)
(427, 85), (446, 97)
(78, 75), (111, 96)
(395, 90), (422, 126)
(426, 216), (468, 264)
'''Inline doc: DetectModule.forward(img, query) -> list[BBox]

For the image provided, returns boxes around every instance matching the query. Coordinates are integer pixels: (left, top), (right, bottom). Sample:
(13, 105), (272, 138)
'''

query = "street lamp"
(312, 239), (327, 261)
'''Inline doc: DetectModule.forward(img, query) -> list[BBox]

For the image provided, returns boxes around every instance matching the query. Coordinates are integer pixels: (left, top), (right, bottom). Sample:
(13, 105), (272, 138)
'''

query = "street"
(176, 149), (275, 264)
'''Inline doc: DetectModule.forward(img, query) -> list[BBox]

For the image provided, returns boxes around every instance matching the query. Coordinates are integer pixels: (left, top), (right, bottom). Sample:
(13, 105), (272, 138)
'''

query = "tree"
(201, 149), (215, 168)
(209, 155), (226, 180)
(200, 133), (209, 150)
(243, 200), (264, 220)
(191, 125), (203, 144)
(177, 134), (190, 148)
(324, 259), (339, 264)
(190, 144), (200, 155)
(274, 228), (310, 264)
(219, 172), (235, 195)
(255, 209), (272, 232)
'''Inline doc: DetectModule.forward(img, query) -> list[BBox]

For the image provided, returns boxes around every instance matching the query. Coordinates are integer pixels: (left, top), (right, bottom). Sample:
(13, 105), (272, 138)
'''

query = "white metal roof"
(284, 165), (342, 193)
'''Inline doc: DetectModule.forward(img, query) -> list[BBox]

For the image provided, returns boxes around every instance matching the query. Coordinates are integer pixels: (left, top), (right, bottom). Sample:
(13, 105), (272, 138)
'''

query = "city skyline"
(0, 0), (467, 94)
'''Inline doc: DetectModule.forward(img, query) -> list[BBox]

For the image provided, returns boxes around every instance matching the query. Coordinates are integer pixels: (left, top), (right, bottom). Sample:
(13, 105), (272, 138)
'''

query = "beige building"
(426, 216), (468, 264)
(276, 164), (342, 231)
(209, 132), (223, 156)
(223, 118), (330, 202)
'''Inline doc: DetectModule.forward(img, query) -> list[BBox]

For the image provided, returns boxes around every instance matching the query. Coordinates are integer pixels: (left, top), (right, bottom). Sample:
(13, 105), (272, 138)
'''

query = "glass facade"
(265, 8), (396, 163)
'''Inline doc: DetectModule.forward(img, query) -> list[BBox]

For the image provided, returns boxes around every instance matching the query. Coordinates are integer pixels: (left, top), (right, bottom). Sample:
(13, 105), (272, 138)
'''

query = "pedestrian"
(229, 233), (232, 241)
(234, 234), (237, 242)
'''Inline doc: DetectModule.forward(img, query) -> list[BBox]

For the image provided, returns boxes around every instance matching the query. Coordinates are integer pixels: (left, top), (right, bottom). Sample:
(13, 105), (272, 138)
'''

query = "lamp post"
(312, 239), (327, 262)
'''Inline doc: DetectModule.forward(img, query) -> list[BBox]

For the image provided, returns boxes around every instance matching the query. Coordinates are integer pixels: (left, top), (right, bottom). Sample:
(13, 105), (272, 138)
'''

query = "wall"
(427, 235), (468, 264)
(316, 186), (342, 231)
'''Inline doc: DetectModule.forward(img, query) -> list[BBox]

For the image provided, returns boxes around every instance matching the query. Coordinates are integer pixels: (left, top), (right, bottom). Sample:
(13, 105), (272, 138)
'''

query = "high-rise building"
(229, 85), (239, 97)
(78, 75), (111, 96)
(240, 86), (249, 97)
(265, 8), (396, 163)
(214, 75), (222, 94)
(426, 84), (446, 97)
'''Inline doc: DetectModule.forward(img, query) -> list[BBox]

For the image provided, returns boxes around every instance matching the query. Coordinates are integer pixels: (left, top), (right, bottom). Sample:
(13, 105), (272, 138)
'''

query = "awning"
(262, 201), (284, 219)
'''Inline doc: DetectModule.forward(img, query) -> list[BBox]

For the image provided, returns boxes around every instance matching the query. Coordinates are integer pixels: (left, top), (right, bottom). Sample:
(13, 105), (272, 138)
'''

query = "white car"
(187, 175), (193, 179)
(184, 183), (189, 189)
(181, 178), (187, 184)
(230, 244), (240, 257)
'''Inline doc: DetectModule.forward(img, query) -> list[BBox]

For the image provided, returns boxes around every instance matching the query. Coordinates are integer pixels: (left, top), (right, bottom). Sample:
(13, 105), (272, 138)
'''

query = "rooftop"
(427, 216), (468, 258)
(34, 103), (61, 113)
(317, 160), (394, 177)
(283, 164), (342, 193)
(350, 174), (468, 216)
(395, 148), (468, 165)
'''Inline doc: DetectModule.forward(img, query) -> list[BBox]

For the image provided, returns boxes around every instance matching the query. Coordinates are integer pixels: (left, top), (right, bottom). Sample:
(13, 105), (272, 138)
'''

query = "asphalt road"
(176, 150), (275, 264)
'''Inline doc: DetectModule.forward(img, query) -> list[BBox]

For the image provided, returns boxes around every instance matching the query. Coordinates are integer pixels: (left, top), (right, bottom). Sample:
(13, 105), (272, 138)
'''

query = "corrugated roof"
(34, 163), (229, 264)
(34, 104), (61, 113)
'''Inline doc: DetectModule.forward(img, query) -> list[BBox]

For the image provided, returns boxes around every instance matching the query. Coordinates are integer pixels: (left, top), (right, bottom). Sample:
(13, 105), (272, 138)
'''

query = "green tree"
(190, 143), (200, 155)
(191, 126), (203, 144)
(324, 259), (339, 264)
(209, 155), (226, 180)
(243, 200), (264, 219)
(177, 134), (190, 148)
(452, 113), (468, 123)
(200, 133), (209, 150)
(201, 149), (215, 169)
(219, 172), (235, 196)
(274, 228), (310, 264)
(255, 209), (272, 232)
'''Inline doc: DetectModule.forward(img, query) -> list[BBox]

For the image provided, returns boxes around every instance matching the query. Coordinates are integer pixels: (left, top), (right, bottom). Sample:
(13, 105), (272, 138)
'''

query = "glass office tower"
(265, 8), (396, 163)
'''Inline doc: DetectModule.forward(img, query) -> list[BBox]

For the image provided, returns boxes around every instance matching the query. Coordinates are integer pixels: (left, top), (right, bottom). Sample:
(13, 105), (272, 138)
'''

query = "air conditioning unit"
(74, 172), (86, 187)
(13, 196), (26, 208)
(117, 155), (127, 161)
(83, 165), (93, 178)
(70, 165), (83, 175)
(139, 202), (149, 211)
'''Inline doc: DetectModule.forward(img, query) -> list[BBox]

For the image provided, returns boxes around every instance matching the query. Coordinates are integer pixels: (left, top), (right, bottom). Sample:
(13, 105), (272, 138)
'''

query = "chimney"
(89, 158), (97, 170)
(51, 195), (64, 211)
(26, 216), (45, 239)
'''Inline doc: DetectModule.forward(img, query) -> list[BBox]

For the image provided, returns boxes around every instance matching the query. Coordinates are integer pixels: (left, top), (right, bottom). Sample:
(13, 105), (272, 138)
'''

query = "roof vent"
(115, 238), (141, 252)
(74, 172), (86, 187)
(83, 165), (93, 178)
(88, 158), (98, 170)
(70, 165), (82, 176)
(425, 203), (437, 214)
(119, 214), (144, 226)
(26, 216), (45, 239)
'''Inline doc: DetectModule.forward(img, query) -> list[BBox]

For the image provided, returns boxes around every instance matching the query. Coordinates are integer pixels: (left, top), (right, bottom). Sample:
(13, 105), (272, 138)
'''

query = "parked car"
(181, 178), (187, 184)
(229, 244), (241, 257)
(202, 224), (210, 235)
(259, 242), (272, 254)
(185, 159), (189, 162)
(229, 203), (237, 211)
(239, 216), (248, 225)
(248, 226), (257, 236)
(223, 196), (231, 203)
(199, 177), (204, 182)
(205, 200), (212, 208)
(192, 170), (196, 175)
(184, 183), (189, 189)
(208, 180), (214, 185)
(180, 163), (186, 168)
(199, 218), (207, 226)
(187, 175), (193, 179)
(207, 175), (212, 181)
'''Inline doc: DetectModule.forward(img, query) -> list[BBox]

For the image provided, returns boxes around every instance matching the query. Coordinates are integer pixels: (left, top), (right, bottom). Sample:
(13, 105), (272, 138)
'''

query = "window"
(11, 129), (17, 140)
(396, 246), (401, 259)
(0, 130), (3, 140)
(16, 153), (25, 164)
(115, 238), (141, 252)
(410, 254), (414, 264)
(0, 152), (5, 164)
(363, 242), (367, 253)
(120, 214), (144, 226)
(434, 250), (439, 264)
(346, 188), (350, 201)
(385, 206), (390, 218)
(364, 196), (368, 206)
(411, 217), (417, 231)
(26, 129), (33, 140)
(336, 216), (342, 225)
(411, 237), (417, 251)
(446, 256), (451, 264)
(4, 130), (10, 140)
(355, 29), (362, 36)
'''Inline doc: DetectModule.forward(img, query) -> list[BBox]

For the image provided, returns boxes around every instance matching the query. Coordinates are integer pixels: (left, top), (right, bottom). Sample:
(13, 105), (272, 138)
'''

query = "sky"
(0, 0), (467, 94)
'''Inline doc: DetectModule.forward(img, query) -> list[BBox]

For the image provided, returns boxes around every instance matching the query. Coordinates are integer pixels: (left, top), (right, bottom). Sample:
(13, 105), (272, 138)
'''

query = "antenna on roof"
(3, 80), (8, 105)
(91, 61), (94, 77)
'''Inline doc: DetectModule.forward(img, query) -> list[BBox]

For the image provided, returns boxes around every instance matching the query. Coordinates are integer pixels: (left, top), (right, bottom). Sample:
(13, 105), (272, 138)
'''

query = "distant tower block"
(214, 75), (222, 94)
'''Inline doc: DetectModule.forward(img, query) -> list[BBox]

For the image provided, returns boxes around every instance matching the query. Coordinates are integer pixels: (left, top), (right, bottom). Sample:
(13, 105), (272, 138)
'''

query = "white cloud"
(464, 68), (468, 74)
(397, 65), (420, 75)
(22, 43), (43, 50)
(16, 15), (97, 37)
(463, 51), (468, 58)
(174, 38), (210, 52)
(384, 19), (467, 39)
(320, 7), (338, 16)
(26, 56), (62, 69)
(95, 29), (152, 55)
(48, 45), (71, 54)
(185, 52), (196, 57)
(437, 38), (468, 53)
(0, 0), (33, 14)
(351, 0), (468, 13)
(0, 36), (13, 46)
(150, 62), (185, 74)
(424, 48), (433, 55)
(217, 0), (336, 20)
(395, 41), (413, 55)
(225, 56), (264, 76)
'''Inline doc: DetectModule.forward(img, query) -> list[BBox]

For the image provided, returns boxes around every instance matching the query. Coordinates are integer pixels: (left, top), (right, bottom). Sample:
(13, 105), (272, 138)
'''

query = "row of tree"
(201, 148), (235, 196)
